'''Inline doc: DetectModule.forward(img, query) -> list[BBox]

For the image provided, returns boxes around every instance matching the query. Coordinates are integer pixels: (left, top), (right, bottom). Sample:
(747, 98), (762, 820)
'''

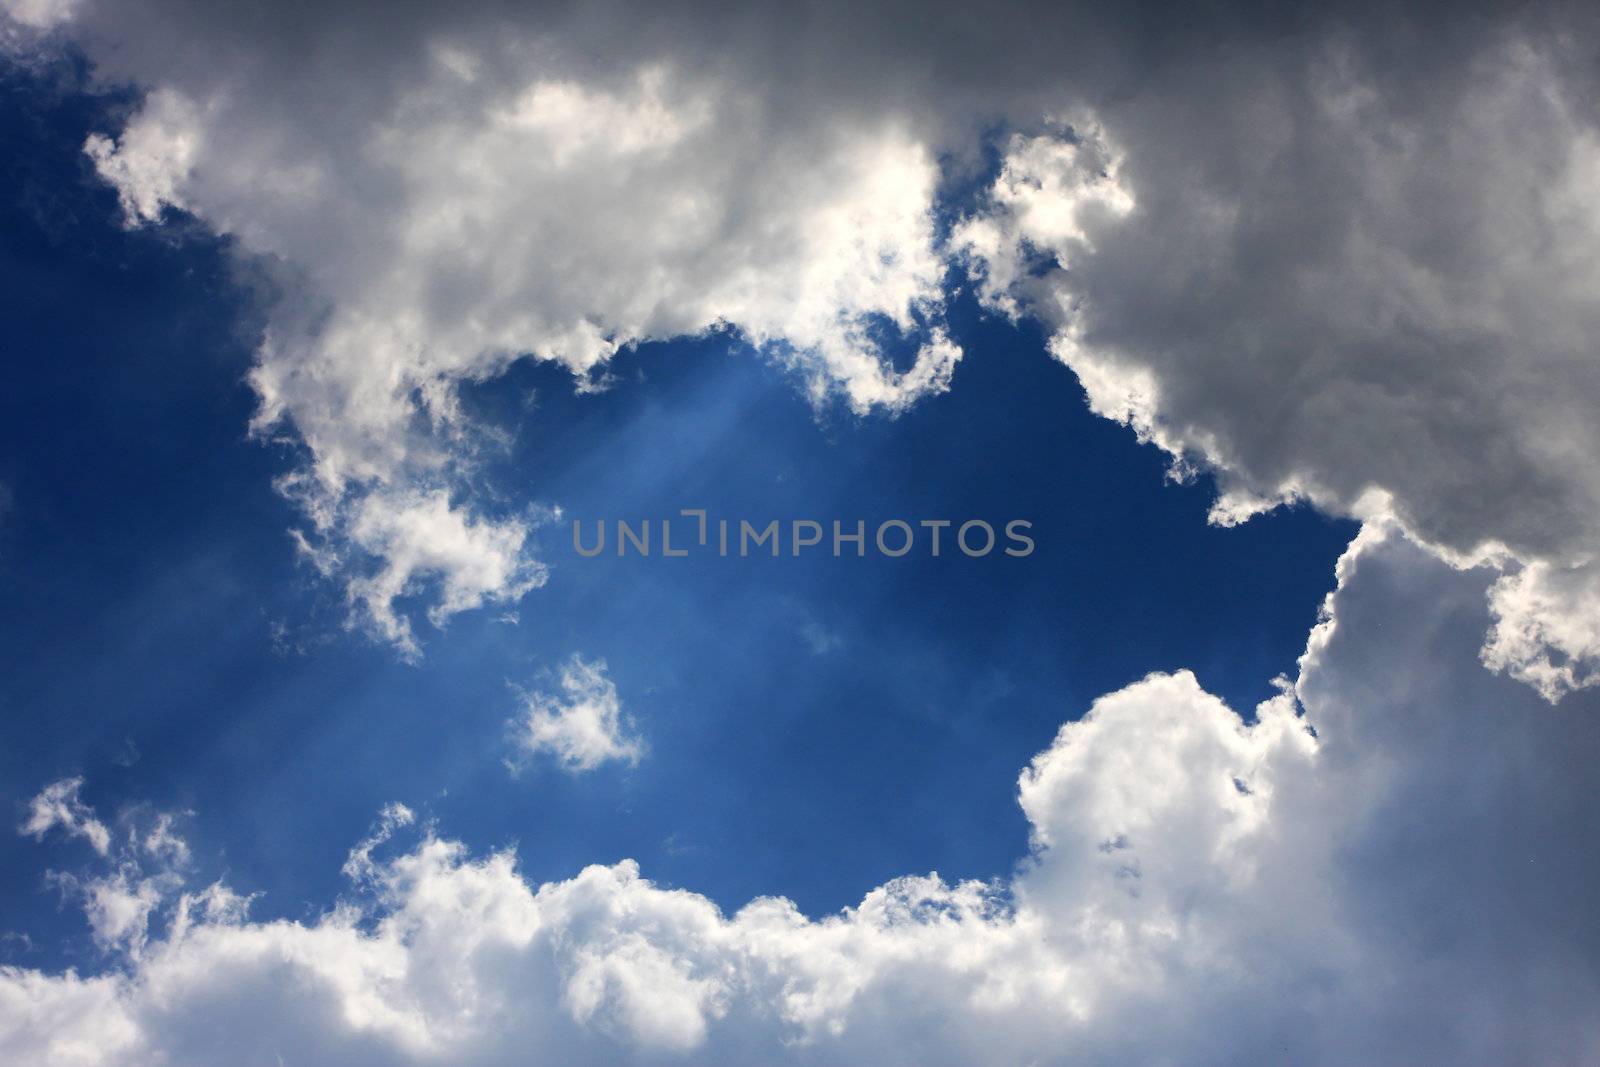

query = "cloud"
(953, 27), (1600, 700)
(800, 620), (842, 656)
(12, 2), (1600, 688)
(512, 656), (644, 773)
(73, 869), (164, 959)
(23, 793), (194, 962)
(0, 0), (75, 31)
(4, 6), (1597, 1061)
(337, 489), (549, 660)
(20, 778), (110, 856)
(28, 5), (964, 653)
(4, 526), (1597, 1064)
(1481, 559), (1600, 702)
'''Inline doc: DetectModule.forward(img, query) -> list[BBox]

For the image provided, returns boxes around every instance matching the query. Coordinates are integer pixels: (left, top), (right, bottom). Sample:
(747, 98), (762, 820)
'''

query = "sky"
(1, 2), (1599, 1065)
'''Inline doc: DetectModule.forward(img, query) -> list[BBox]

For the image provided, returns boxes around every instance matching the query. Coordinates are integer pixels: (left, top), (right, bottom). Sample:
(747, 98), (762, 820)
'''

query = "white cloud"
(952, 122), (1135, 324)
(44, 18), (962, 654)
(82, 88), (201, 225)
(20, 778), (110, 856)
(24, 794), (192, 961)
(0, 969), (135, 1067)
(76, 869), (164, 959)
(340, 490), (548, 659)
(513, 656), (644, 773)
(1481, 559), (1600, 702)
(4, 526), (1598, 1064)
(139, 813), (190, 868)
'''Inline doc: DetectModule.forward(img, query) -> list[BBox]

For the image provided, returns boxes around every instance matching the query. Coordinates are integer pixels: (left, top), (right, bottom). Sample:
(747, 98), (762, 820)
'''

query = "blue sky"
(3, 4), (1599, 1065)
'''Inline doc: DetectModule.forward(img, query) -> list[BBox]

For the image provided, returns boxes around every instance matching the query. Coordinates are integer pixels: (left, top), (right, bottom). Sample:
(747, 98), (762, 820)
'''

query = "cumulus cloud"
(512, 656), (644, 773)
(13, 1), (1600, 688)
(953, 24), (1600, 699)
(3, 526), (1597, 1064)
(28, 4), (964, 652)
(5, 6), (1597, 1061)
